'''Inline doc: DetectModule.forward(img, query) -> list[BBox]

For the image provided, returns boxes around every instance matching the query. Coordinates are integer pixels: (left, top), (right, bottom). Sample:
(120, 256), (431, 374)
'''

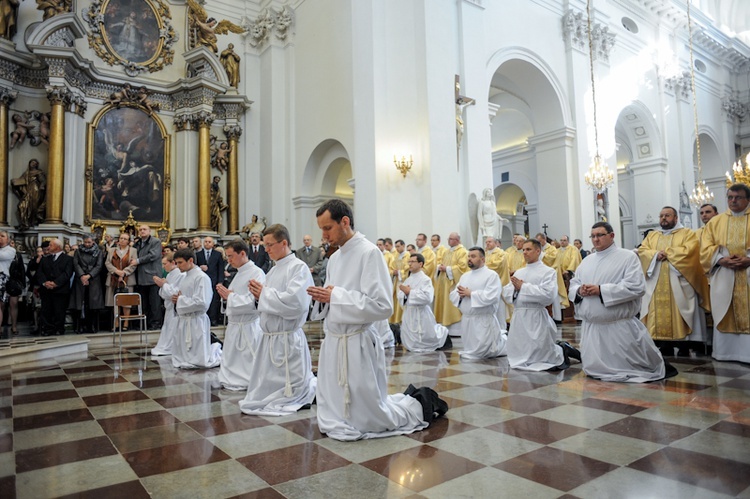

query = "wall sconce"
(393, 154), (413, 178)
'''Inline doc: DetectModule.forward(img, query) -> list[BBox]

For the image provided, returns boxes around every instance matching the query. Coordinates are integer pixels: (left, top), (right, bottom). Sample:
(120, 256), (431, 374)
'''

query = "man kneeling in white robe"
(569, 222), (675, 383)
(151, 255), (184, 356)
(398, 253), (450, 352)
(450, 246), (508, 360)
(171, 249), (222, 369)
(216, 239), (265, 391)
(309, 199), (447, 441)
(239, 224), (317, 416)
(502, 239), (579, 371)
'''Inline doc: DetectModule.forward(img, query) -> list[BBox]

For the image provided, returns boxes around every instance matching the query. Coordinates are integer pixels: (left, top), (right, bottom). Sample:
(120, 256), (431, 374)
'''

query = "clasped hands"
(307, 285), (334, 303)
(510, 276), (524, 291)
(577, 284), (601, 297)
(456, 285), (471, 298)
(718, 254), (750, 271)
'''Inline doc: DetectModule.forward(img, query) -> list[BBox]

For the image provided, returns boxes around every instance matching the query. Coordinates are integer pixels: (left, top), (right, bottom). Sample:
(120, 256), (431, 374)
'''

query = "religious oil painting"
(86, 106), (171, 226)
(101, 0), (162, 64)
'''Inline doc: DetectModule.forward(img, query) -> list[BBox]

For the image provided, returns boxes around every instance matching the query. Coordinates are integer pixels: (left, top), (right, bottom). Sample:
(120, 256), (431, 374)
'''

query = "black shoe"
(676, 347), (691, 357)
(659, 346), (674, 358)
(438, 336), (453, 350)
(663, 359), (679, 379)
(210, 332), (223, 347)
(557, 340), (581, 362)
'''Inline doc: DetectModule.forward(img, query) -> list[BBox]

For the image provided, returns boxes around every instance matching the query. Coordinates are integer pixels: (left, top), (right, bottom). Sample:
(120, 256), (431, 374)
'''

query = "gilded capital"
(194, 111), (215, 128)
(223, 124), (243, 141)
(0, 87), (18, 106)
(45, 85), (69, 106)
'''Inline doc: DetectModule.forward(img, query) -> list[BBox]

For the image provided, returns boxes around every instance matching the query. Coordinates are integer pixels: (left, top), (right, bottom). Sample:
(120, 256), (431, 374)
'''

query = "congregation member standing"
(434, 232), (468, 334)
(70, 235), (104, 334)
(450, 246), (508, 360)
(248, 232), (271, 273)
(503, 239), (579, 371)
(37, 238), (73, 336)
(195, 236), (223, 326)
(398, 253), (450, 352)
(171, 249), (222, 369)
(215, 239), (265, 391)
(309, 199), (446, 440)
(570, 222), (673, 382)
(151, 254), (184, 356)
(105, 233), (138, 330)
(638, 206), (709, 356)
(240, 225), (316, 415)
(0, 231), (16, 334)
(134, 224), (164, 330)
(296, 234), (324, 286)
(700, 184), (750, 363)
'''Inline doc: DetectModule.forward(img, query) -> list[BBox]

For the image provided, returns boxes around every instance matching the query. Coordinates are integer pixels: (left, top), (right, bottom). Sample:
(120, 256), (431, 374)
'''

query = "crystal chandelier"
(686, 0), (714, 207)
(726, 152), (750, 187)
(583, 0), (614, 194)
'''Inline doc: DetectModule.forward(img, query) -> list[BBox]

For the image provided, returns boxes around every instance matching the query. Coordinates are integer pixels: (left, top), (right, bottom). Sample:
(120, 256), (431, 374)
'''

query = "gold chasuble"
(542, 244), (569, 309)
(486, 248), (511, 323)
(507, 248), (526, 275)
(701, 209), (750, 334)
(638, 228), (709, 340)
(389, 251), (410, 323)
(554, 246), (582, 273)
(418, 246), (436, 280)
(434, 244), (468, 327)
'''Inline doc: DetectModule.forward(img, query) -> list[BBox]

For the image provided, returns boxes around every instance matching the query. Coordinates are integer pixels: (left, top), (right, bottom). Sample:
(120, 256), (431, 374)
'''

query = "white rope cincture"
(266, 331), (294, 397)
(229, 318), (259, 355)
(328, 328), (366, 418)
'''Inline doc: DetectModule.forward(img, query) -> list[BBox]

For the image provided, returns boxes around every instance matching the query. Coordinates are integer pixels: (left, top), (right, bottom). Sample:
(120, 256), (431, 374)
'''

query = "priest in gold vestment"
(638, 207), (709, 354)
(700, 185), (750, 363)
(434, 232), (468, 333)
(485, 236), (510, 326)
(416, 233), (436, 280)
(507, 235), (526, 276)
(536, 233), (569, 319)
(389, 240), (410, 324)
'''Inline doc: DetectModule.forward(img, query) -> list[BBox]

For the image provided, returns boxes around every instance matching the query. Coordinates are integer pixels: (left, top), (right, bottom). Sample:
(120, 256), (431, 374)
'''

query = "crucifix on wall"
(455, 75), (475, 168)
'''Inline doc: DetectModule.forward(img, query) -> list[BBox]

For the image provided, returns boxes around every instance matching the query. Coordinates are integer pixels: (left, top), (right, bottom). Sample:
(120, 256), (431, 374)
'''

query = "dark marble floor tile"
(12, 374), (68, 386)
(0, 432), (12, 453)
(82, 390), (149, 407)
(482, 394), (563, 414)
(55, 480), (151, 499)
(719, 378), (750, 390)
(495, 447), (617, 491)
(598, 416), (699, 444)
(237, 442), (350, 485)
(572, 397), (648, 415)
(228, 488), (287, 499)
(405, 417), (478, 444)
(13, 407), (93, 431)
(685, 365), (749, 377)
(667, 357), (712, 366)
(109, 422), (201, 454)
(139, 377), (189, 388)
(123, 438), (230, 477)
(629, 447), (750, 496)
(62, 364), (114, 375)
(15, 435), (118, 473)
(478, 379), (546, 393)
(186, 412), (273, 437)
(0, 406), (11, 418)
(71, 376), (130, 388)
(707, 420), (750, 439)
(98, 410), (180, 435)
(485, 416), (588, 445)
(642, 379), (713, 394)
(13, 389), (79, 405)
(428, 380), (468, 392)
(437, 396), (472, 409)
(0, 475), (15, 499)
(361, 445), (484, 492)
(279, 417), (326, 441)
(153, 392), (221, 409)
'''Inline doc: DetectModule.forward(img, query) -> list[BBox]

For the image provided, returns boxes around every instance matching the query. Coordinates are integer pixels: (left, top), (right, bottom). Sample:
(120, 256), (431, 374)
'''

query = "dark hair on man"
(728, 183), (750, 199)
(377, 238), (385, 244)
(592, 221), (614, 234)
(699, 203), (718, 213)
(163, 253), (174, 263)
(263, 224), (290, 244)
(574, 238), (583, 244)
(178, 237), (190, 245)
(395, 239), (405, 246)
(662, 206), (678, 217)
(316, 199), (354, 228)
(41, 240), (50, 249)
(384, 238), (393, 245)
(468, 246), (485, 257)
(174, 248), (195, 262)
(524, 239), (542, 250)
(417, 233), (427, 239)
(406, 244), (415, 251)
(224, 238), (249, 256)
(431, 234), (441, 241)
(411, 253), (425, 265)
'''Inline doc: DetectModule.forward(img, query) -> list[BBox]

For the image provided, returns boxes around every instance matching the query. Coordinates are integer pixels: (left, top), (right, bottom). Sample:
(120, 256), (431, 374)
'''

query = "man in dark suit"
(573, 239), (589, 259)
(296, 234), (324, 286)
(195, 236), (223, 326)
(134, 224), (164, 329)
(248, 232), (271, 273)
(37, 238), (74, 336)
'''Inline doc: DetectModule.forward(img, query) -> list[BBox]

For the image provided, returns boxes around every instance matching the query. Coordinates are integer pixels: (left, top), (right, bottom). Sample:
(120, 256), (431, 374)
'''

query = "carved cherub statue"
(186, 0), (246, 53)
(212, 141), (231, 174)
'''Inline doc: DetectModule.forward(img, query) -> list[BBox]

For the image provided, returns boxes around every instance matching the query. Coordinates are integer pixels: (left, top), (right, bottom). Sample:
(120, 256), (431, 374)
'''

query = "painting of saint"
(89, 107), (168, 224)
(102, 0), (161, 64)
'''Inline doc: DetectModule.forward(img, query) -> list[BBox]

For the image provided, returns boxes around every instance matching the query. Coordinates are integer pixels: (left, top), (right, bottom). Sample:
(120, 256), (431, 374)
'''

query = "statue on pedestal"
(11, 159), (46, 230)
(210, 175), (227, 234)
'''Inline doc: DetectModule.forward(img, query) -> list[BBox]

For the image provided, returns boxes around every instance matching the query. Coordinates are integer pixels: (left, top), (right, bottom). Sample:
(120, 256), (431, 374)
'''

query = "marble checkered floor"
(2, 325), (750, 498)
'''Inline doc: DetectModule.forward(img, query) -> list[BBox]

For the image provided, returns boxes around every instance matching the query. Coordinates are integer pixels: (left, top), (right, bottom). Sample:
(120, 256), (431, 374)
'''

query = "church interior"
(2, 0), (750, 497)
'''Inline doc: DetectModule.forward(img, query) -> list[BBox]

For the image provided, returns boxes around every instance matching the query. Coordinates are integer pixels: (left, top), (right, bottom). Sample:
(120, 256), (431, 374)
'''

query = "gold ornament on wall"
(186, 0), (246, 53)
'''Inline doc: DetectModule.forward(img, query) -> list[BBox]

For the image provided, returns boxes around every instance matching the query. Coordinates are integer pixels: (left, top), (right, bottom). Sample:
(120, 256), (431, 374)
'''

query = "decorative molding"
(223, 124), (242, 140)
(45, 27), (77, 48)
(173, 111), (215, 131)
(663, 70), (691, 99)
(561, 8), (616, 62)
(722, 96), (748, 121)
(0, 86), (17, 105)
(243, 5), (295, 49)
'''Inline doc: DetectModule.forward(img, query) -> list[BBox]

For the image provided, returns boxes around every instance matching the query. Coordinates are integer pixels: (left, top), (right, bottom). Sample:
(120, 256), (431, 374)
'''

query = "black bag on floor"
(404, 384), (448, 423)
(389, 323), (401, 345)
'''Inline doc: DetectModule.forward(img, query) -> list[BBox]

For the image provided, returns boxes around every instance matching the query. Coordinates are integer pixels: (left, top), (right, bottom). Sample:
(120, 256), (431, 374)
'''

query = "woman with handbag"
(105, 233), (138, 331)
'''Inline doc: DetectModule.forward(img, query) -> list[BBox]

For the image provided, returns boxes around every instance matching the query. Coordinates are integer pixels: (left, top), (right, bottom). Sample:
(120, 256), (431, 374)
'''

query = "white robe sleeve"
(449, 281), (461, 307)
(176, 272), (212, 314)
(406, 277), (434, 306)
(227, 270), (265, 315)
(327, 250), (393, 324)
(258, 264), (312, 319)
(502, 281), (516, 304)
(517, 270), (557, 307)
(467, 273), (501, 308)
(600, 254), (645, 307)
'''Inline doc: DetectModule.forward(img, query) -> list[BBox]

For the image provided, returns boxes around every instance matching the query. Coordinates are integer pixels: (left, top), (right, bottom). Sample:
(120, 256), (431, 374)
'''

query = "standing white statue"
(476, 188), (505, 246)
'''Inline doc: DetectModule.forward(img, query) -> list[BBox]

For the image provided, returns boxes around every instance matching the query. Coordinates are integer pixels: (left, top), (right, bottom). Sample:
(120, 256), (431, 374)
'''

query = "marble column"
(223, 124), (242, 235)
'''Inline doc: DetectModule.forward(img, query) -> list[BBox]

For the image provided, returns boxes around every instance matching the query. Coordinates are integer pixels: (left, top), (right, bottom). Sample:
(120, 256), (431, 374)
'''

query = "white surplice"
(151, 268), (185, 356)
(239, 254), (317, 416)
(172, 266), (222, 369)
(569, 244), (665, 382)
(502, 261), (565, 370)
(311, 232), (427, 441)
(450, 266), (507, 360)
(218, 261), (265, 391)
(376, 319), (395, 348)
(397, 270), (449, 352)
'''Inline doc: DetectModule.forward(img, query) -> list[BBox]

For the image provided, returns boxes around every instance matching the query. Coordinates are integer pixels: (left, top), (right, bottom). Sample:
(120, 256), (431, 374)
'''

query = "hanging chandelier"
(583, 0), (614, 194)
(726, 153), (750, 187)
(686, 0), (714, 207)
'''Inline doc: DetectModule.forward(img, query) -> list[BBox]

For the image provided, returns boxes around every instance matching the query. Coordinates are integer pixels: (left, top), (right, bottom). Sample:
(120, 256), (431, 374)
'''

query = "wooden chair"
(113, 293), (148, 346)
